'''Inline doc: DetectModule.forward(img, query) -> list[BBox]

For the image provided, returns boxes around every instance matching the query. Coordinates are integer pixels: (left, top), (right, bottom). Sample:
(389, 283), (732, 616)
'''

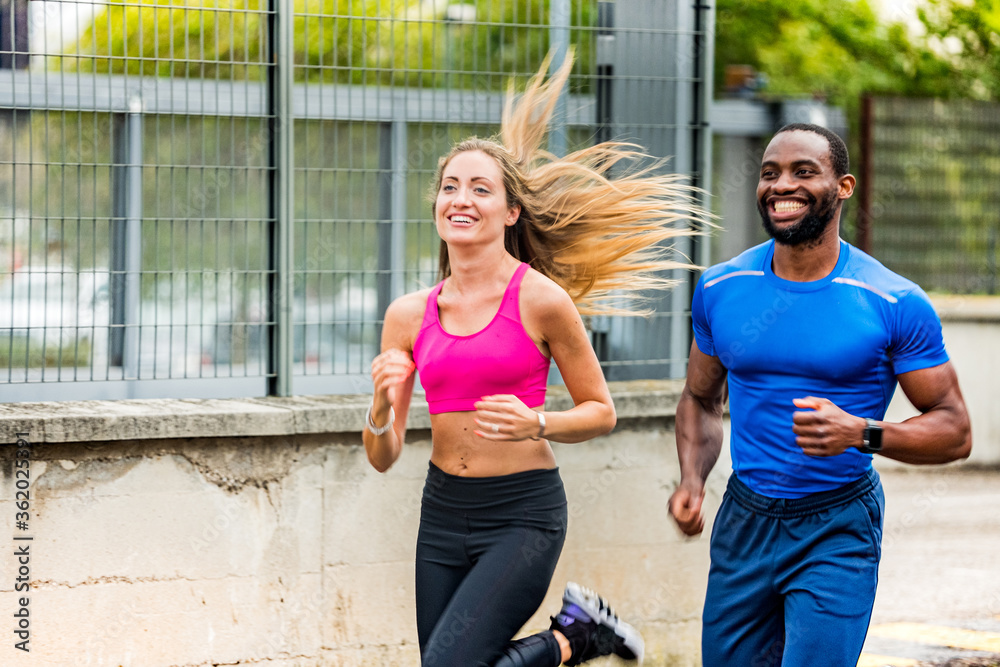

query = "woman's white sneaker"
(549, 581), (644, 665)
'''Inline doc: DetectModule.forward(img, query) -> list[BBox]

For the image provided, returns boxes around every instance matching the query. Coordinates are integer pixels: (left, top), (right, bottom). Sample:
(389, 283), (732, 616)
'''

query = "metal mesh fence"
(866, 96), (1000, 294)
(0, 0), (276, 402)
(0, 0), (712, 401)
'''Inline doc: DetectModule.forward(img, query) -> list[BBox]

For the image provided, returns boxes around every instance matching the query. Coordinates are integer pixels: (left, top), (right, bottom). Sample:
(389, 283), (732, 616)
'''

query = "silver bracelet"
(530, 411), (546, 441)
(365, 403), (395, 436)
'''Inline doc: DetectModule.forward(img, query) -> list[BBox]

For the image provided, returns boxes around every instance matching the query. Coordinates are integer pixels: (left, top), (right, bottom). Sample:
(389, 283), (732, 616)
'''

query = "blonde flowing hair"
(431, 50), (712, 316)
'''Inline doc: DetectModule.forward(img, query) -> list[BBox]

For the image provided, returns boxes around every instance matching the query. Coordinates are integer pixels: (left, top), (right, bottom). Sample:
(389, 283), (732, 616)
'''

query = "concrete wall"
(885, 295), (1000, 466)
(0, 381), (730, 667)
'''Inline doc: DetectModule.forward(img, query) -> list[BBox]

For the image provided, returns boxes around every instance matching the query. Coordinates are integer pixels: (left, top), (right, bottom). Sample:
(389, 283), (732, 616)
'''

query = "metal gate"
(858, 95), (1000, 294)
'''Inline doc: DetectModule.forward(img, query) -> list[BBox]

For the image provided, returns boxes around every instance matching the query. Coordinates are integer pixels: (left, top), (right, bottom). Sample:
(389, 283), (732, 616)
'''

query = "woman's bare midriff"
(428, 411), (558, 477)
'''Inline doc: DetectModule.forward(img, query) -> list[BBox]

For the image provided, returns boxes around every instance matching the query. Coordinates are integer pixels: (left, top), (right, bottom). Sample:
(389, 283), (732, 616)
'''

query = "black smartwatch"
(859, 418), (883, 454)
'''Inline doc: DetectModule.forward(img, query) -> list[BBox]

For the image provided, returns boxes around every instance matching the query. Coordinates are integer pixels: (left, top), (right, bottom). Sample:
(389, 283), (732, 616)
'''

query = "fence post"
(668, 0), (695, 380)
(548, 0), (570, 157)
(391, 120), (406, 300)
(267, 0), (294, 396)
(109, 97), (143, 386)
(693, 0), (714, 273)
(857, 94), (874, 254)
(376, 117), (407, 339)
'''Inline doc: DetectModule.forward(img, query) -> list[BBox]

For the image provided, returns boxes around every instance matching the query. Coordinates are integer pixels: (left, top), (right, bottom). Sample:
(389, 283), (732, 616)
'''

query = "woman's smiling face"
(435, 150), (520, 248)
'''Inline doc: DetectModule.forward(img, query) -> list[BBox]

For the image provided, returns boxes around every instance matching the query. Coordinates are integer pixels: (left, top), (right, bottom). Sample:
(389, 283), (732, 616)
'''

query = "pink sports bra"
(413, 263), (551, 415)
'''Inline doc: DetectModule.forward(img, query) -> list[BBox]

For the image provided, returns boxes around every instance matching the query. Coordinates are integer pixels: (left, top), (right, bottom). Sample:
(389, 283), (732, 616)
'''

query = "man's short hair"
(774, 123), (849, 177)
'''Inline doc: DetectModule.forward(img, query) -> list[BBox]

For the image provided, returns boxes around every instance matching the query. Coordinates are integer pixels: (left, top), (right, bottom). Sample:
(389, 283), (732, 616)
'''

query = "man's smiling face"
(756, 130), (846, 247)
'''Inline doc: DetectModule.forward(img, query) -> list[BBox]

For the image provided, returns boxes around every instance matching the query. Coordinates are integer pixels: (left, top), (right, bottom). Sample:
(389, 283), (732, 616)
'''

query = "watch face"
(863, 421), (883, 453)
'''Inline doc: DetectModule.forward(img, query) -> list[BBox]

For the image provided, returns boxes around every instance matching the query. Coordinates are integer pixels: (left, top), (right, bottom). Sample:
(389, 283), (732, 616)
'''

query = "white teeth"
(773, 201), (805, 213)
(451, 216), (474, 224)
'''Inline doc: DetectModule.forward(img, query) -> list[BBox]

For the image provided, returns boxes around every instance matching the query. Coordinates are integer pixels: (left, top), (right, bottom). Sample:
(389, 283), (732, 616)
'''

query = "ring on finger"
(491, 423), (499, 433)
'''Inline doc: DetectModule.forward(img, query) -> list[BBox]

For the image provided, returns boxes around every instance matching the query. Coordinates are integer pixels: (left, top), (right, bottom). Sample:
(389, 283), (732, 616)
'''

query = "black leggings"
(416, 462), (568, 667)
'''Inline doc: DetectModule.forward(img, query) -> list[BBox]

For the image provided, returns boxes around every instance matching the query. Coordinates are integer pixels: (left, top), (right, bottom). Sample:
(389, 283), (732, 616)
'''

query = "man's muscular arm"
(791, 361), (971, 463)
(669, 341), (728, 536)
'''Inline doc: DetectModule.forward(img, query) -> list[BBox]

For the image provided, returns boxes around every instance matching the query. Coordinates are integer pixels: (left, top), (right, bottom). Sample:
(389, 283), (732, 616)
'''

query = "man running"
(670, 123), (972, 667)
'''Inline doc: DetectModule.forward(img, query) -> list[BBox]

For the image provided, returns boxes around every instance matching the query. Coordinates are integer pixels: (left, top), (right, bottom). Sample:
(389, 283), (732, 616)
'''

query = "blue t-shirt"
(692, 239), (949, 498)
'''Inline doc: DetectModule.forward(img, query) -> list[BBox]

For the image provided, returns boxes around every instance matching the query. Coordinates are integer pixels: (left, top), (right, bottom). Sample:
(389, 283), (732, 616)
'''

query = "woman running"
(362, 51), (706, 667)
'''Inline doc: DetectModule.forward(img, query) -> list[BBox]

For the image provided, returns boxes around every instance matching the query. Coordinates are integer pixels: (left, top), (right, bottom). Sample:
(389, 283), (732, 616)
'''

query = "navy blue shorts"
(702, 467), (884, 667)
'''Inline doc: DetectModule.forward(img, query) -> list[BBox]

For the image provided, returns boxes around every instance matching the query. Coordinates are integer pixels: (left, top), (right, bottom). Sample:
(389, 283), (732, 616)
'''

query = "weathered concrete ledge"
(931, 294), (1000, 323)
(0, 378), (701, 667)
(0, 379), (685, 444)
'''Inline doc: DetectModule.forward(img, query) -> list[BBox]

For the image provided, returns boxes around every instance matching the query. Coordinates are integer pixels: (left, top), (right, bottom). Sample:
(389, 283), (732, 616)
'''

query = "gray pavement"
(860, 463), (1000, 666)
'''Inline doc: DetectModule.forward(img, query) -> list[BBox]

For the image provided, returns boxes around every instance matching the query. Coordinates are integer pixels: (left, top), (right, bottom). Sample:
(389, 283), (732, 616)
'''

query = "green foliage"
(61, 0), (594, 90)
(58, 0), (1000, 100)
(919, 0), (1000, 100)
(715, 0), (964, 111)
(63, 0), (268, 79)
(446, 1), (596, 92)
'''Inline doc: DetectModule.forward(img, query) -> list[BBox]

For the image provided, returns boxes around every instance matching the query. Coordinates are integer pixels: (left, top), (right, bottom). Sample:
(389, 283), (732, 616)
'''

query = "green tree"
(715, 0), (962, 110)
(61, 0), (594, 90)
(62, 0), (408, 83)
(919, 0), (1000, 100)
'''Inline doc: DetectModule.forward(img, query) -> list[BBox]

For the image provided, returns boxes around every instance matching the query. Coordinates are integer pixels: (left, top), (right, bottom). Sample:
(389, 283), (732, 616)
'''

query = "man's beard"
(757, 189), (839, 246)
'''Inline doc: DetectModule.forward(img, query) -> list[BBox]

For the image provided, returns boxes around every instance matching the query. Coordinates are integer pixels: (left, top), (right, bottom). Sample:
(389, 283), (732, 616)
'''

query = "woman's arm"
(533, 285), (617, 442)
(362, 292), (424, 472)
